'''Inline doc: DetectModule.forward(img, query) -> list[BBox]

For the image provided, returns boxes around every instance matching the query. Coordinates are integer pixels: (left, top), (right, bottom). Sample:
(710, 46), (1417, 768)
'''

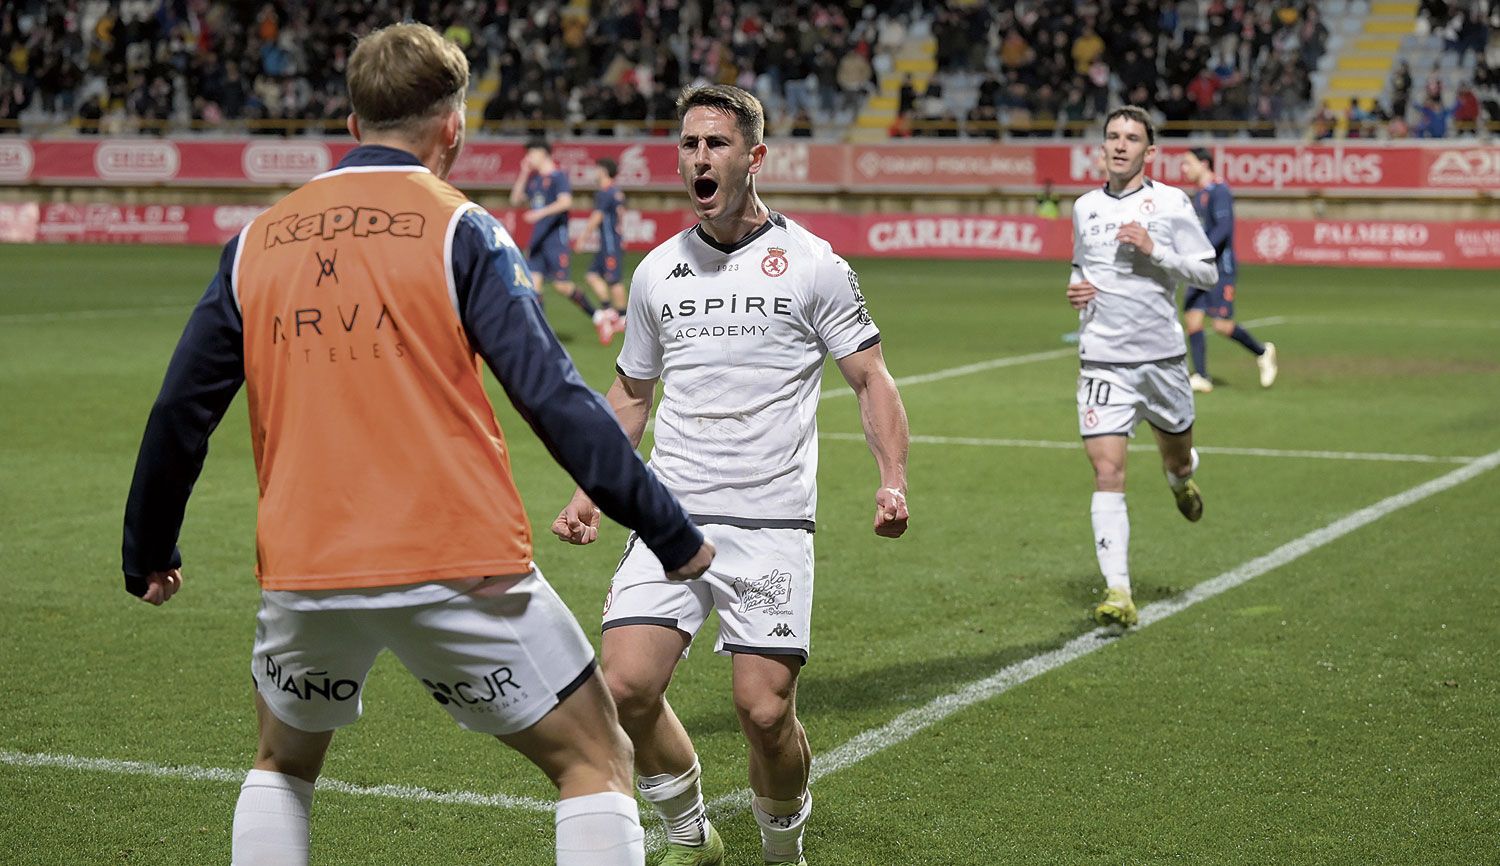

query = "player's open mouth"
(692, 177), (718, 204)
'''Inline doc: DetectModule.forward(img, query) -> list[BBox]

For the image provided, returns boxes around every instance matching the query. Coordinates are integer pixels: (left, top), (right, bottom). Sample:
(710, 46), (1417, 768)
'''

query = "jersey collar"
(693, 211), (786, 254)
(1101, 177), (1153, 200)
(336, 144), (426, 169)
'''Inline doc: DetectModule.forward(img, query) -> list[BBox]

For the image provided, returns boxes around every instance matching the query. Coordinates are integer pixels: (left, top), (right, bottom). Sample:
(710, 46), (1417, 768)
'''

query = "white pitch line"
(0, 749), (553, 813)
(818, 431), (1477, 465)
(0, 305), (186, 324)
(668, 447), (1500, 847)
(821, 348), (1075, 401)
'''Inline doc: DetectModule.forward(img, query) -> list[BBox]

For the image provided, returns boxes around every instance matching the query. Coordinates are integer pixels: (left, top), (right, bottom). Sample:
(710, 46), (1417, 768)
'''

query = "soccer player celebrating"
(1180, 146), (1278, 393)
(1066, 106), (1218, 629)
(121, 23), (712, 866)
(552, 84), (911, 866)
(510, 138), (620, 343)
(582, 156), (629, 343)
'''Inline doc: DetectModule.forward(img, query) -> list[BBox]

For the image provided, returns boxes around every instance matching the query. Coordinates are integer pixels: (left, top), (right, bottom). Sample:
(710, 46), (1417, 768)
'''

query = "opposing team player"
(552, 84), (911, 866)
(510, 139), (620, 343)
(1180, 146), (1278, 393)
(582, 156), (629, 343)
(121, 23), (712, 866)
(1066, 106), (1217, 629)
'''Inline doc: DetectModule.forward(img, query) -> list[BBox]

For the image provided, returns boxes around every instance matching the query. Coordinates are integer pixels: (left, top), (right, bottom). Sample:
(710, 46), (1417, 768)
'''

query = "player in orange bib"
(121, 23), (711, 866)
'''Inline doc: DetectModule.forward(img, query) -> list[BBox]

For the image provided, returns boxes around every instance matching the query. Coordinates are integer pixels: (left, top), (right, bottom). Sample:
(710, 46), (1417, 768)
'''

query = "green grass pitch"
(1, 244), (1497, 864)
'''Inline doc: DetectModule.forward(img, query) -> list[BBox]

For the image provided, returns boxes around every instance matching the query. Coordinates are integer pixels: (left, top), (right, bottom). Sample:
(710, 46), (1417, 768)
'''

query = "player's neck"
(699, 191), (770, 246)
(1106, 171), (1146, 196)
(358, 133), (446, 176)
(1199, 173), (1218, 190)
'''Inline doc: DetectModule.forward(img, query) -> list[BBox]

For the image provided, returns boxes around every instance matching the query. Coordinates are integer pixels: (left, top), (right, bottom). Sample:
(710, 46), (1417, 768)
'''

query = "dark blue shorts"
(589, 252), (623, 284)
(1185, 278), (1236, 319)
(527, 236), (572, 283)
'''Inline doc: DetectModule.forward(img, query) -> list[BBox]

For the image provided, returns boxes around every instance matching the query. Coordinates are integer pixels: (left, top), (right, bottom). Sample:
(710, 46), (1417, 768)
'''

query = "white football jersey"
(617, 213), (879, 529)
(1071, 180), (1216, 364)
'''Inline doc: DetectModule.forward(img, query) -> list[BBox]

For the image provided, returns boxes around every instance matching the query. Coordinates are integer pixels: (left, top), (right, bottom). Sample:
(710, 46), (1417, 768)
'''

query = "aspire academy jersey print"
(1071, 179), (1216, 364)
(616, 213), (879, 528)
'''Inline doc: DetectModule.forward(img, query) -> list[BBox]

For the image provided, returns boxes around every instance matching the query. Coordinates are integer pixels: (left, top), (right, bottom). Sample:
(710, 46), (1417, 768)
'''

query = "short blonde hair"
(347, 23), (468, 133)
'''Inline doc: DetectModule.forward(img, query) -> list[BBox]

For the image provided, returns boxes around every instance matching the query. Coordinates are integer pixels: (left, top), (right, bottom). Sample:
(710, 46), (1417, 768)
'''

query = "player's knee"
(1092, 463), (1126, 490)
(604, 667), (666, 724)
(1212, 318), (1235, 335)
(734, 692), (797, 749)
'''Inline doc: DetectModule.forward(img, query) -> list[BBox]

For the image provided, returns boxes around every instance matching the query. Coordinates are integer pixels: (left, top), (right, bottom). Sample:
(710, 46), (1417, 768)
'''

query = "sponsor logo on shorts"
(262, 655), (360, 702)
(423, 668), (529, 715)
(735, 568), (793, 616)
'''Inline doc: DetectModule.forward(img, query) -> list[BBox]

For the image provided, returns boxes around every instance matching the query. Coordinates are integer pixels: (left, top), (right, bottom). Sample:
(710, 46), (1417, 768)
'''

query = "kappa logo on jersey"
(423, 668), (526, 710)
(262, 656), (359, 702)
(767, 623), (797, 638)
(736, 568), (793, 614)
(666, 261), (696, 279)
(761, 247), (789, 277)
(314, 249), (338, 286)
(264, 206), (425, 247)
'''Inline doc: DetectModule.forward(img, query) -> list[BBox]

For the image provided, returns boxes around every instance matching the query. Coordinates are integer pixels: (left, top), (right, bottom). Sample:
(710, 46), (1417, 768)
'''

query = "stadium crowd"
(0, 0), (1494, 139)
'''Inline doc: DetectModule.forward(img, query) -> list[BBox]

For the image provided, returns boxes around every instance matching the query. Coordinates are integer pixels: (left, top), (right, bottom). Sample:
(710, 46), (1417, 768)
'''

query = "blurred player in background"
(511, 139), (620, 343)
(1180, 146), (1278, 392)
(1066, 107), (1217, 629)
(582, 156), (629, 343)
(553, 84), (911, 866)
(121, 23), (713, 866)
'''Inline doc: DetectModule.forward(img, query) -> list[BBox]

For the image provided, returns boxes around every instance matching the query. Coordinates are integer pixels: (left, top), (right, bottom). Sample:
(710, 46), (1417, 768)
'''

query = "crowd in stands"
(0, 0), (1495, 139)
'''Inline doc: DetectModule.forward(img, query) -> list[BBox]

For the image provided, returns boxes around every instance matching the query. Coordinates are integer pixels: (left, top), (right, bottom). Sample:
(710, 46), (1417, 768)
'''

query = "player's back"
(597, 186), (625, 256)
(235, 161), (532, 590)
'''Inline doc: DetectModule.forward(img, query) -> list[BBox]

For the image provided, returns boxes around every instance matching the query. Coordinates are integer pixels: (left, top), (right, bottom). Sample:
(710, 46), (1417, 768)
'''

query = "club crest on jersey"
(761, 247), (789, 278)
(1084, 408), (1099, 428)
(1139, 198), (1156, 214)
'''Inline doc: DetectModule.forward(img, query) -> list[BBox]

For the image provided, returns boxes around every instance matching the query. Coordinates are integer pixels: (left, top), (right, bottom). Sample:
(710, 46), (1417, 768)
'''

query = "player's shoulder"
(1148, 179), (1195, 208)
(638, 227), (695, 276)
(774, 212), (843, 268)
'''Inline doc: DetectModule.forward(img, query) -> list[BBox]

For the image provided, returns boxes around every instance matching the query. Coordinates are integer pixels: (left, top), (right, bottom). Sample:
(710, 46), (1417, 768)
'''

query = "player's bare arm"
(835, 344), (911, 538)
(1067, 280), (1098, 309)
(507, 156), (532, 206)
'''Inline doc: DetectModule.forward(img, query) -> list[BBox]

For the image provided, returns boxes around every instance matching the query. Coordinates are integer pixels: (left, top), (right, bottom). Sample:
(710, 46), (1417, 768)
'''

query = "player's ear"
(747, 141), (768, 176)
(346, 113), (361, 141)
(1144, 143), (1158, 165)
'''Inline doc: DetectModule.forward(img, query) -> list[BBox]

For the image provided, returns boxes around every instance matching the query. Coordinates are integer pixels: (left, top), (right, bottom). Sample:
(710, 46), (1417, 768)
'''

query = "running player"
(1066, 106), (1217, 629)
(511, 139), (619, 343)
(121, 23), (711, 866)
(552, 84), (911, 866)
(582, 156), (629, 343)
(1180, 146), (1278, 392)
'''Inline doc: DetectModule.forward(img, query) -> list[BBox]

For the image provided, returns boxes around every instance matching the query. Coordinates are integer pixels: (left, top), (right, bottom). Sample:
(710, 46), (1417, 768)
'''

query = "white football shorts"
(1077, 358), (1195, 438)
(251, 569), (596, 735)
(602, 524), (814, 664)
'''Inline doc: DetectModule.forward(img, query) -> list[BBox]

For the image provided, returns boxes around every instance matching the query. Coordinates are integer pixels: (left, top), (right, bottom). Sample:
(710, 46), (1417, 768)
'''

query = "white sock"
(231, 769), (314, 866)
(752, 789), (811, 863)
(637, 759), (708, 847)
(1166, 447), (1200, 492)
(555, 791), (645, 866)
(1090, 491), (1131, 593)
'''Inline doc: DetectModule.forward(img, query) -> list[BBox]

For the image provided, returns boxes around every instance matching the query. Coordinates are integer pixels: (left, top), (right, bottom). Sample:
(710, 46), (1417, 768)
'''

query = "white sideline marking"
(0, 305), (185, 324)
(659, 447), (1500, 847)
(0, 749), (553, 813)
(819, 431), (1477, 465)
(821, 348), (1075, 401)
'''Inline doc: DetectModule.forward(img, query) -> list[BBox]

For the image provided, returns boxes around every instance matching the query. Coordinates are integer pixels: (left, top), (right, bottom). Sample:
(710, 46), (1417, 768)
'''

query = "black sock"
(569, 290), (597, 316)
(1229, 325), (1264, 355)
(1189, 331), (1207, 377)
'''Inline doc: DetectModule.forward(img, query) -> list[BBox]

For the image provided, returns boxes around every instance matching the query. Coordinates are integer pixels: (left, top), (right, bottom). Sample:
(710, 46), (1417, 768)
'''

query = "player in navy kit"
(1180, 147), (1278, 392)
(583, 157), (628, 343)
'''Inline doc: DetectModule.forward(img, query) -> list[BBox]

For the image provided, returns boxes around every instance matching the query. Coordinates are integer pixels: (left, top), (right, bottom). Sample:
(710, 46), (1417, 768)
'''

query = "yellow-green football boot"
(1093, 587), (1138, 628)
(657, 822), (725, 866)
(1173, 477), (1203, 522)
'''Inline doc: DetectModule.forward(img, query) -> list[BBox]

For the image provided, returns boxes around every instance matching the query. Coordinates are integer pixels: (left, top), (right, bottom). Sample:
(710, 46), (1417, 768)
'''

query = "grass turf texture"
(1, 244), (1496, 864)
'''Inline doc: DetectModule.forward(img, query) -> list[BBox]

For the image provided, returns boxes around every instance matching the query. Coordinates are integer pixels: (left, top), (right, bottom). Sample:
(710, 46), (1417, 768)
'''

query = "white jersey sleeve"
(807, 252), (879, 359)
(1148, 188), (1218, 289)
(615, 253), (664, 379)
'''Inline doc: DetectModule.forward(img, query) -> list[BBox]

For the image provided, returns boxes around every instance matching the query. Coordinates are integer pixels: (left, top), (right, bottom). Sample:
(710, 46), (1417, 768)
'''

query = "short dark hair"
(1189, 146), (1214, 169)
(347, 23), (468, 134)
(676, 84), (764, 146)
(596, 157), (619, 177)
(1103, 105), (1155, 145)
(525, 137), (551, 154)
